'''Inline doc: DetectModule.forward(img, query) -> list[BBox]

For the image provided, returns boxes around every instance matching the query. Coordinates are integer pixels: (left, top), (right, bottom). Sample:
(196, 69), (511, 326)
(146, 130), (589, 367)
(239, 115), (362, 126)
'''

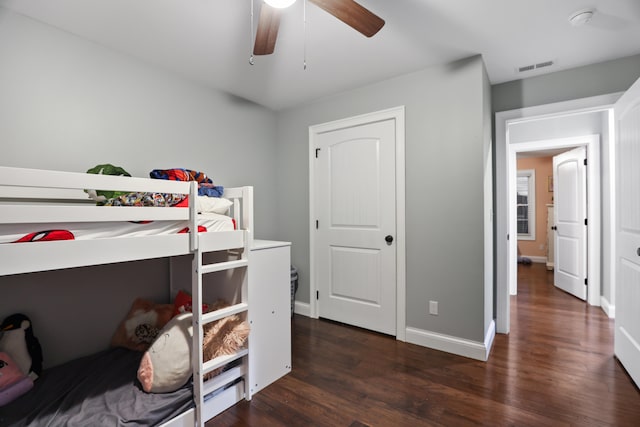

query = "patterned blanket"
(102, 192), (186, 207)
(149, 168), (223, 197)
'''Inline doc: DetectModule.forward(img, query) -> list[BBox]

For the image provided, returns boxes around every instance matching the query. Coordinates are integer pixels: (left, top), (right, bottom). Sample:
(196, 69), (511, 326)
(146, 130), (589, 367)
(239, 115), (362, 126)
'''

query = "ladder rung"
(203, 349), (248, 377)
(201, 259), (248, 274)
(202, 303), (248, 325)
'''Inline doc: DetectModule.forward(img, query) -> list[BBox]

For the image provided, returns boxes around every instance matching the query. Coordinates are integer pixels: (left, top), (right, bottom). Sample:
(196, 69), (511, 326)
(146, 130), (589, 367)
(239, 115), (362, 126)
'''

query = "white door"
(314, 119), (396, 335)
(614, 77), (640, 388)
(553, 146), (587, 300)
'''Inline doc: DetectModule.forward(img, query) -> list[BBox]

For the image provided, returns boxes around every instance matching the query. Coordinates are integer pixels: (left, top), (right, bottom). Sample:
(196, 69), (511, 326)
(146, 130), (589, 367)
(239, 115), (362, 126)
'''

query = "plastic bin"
(290, 266), (298, 317)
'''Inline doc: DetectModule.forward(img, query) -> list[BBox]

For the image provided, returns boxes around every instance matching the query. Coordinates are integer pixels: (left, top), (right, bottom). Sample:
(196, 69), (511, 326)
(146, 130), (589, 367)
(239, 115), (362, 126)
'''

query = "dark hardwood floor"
(209, 263), (640, 426)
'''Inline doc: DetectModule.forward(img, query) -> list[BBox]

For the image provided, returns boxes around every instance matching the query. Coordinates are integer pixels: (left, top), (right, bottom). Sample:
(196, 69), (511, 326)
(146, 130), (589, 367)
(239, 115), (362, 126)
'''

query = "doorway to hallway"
(495, 93), (618, 334)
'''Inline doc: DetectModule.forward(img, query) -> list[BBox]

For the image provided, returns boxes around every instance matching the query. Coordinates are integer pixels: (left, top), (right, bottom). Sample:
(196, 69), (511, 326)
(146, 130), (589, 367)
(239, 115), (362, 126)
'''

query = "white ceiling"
(2, 0), (640, 110)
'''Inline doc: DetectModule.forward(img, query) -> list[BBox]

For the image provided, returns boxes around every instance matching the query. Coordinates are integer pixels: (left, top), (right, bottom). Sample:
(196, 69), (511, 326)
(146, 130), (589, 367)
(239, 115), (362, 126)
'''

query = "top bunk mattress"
(0, 212), (234, 244)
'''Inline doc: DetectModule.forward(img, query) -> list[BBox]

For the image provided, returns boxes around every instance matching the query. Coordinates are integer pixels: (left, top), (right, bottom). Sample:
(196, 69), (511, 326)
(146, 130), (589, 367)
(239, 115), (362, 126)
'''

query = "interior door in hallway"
(314, 118), (396, 335)
(614, 76), (640, 388)
(553, 146), (587, 300)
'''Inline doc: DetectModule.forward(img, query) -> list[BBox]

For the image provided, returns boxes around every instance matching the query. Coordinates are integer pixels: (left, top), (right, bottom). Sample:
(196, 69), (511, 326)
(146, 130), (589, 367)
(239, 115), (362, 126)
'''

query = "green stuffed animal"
(85, 163), (132, 203)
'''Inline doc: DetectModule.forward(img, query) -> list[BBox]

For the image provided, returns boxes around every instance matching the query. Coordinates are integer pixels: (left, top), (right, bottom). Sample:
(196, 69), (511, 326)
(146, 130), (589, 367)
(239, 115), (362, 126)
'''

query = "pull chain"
(249, 0), (255, 65)
(303, 0), (307, 70)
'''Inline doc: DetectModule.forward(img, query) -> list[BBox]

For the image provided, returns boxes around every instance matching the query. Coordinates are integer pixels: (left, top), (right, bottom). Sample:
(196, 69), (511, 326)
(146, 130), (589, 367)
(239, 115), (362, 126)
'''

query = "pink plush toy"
(0, 351), (33, 406)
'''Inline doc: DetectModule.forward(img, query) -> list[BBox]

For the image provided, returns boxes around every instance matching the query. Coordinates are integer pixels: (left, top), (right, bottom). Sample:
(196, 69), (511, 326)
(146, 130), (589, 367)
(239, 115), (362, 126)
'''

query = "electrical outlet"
(429, 300), (438, 315)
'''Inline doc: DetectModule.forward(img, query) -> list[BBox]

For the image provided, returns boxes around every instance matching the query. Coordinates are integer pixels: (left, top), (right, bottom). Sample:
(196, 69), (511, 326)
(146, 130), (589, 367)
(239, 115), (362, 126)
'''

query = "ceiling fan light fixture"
(253, 0), (385, 56)
(264, 0), (297, 8)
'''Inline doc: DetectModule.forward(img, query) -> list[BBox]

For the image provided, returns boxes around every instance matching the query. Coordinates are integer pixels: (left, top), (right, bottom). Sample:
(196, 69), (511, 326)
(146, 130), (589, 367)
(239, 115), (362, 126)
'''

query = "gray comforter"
(0, 348), (192, 427)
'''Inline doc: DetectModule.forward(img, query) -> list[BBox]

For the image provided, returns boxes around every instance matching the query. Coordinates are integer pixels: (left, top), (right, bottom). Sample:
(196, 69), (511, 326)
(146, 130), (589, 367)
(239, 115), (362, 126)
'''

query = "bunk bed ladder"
(190, 183), (252, 427)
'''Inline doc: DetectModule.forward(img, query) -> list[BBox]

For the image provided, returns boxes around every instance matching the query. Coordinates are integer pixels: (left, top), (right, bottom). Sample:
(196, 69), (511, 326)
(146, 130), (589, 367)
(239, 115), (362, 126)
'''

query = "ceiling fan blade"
(309, 0), (385, 37)
(254, 3), (281, 55)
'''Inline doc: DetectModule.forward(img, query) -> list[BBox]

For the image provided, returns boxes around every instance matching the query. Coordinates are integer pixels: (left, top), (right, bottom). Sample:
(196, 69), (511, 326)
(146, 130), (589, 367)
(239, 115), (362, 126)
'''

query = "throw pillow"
(111, 299), (174, 352)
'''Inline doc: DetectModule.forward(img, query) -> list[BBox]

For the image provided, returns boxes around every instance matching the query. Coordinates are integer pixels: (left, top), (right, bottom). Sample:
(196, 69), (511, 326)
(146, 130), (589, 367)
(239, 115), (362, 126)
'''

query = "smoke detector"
(568, 9), (594, 26)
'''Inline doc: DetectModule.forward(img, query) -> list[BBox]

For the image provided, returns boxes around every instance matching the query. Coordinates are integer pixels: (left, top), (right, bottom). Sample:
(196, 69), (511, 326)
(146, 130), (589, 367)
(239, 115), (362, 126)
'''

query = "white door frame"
(308, 106), (406, 341)
(509, 135), (600, 300)
(496, 93), (620, 334)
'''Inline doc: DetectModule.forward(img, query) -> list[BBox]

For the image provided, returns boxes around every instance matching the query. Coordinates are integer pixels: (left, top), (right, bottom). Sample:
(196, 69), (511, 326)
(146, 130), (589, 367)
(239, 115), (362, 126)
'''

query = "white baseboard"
(484, 320), (496, 360)
(601, 296), (615, 319)
(405, 320), (495, 362)
(293, 300), (311, 317)
(296, 305), (497, 361)
(520, 255), (547, 264)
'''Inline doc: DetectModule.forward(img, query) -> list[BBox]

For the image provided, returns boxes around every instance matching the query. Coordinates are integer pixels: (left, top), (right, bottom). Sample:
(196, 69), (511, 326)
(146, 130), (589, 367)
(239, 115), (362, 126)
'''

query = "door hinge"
(584, 218), (588, 226)
(315, 148), (321, 158)
(585, 278), (588, 285)
(316, 220), (319, 229)
(584, 158), (587, 166)
(316, 290), (319, 300)
(507, 233), (510, 241)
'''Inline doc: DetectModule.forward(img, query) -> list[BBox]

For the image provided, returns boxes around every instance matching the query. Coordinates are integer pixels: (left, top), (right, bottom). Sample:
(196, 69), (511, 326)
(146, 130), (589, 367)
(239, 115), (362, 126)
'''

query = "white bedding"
(0, 212), (234, 244)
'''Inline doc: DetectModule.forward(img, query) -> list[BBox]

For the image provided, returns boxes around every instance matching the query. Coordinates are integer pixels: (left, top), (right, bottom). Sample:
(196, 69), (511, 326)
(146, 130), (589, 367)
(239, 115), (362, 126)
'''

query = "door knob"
(385, 235), (394, 244)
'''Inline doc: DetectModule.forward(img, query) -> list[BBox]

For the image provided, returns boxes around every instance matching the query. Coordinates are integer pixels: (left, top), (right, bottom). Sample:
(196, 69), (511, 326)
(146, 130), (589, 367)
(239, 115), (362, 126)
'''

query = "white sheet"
(0, 213), (234, 244)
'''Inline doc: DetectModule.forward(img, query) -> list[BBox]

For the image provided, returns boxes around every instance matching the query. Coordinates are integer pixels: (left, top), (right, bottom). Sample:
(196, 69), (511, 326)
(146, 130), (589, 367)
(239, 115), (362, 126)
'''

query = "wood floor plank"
(207, 263), (640, 426)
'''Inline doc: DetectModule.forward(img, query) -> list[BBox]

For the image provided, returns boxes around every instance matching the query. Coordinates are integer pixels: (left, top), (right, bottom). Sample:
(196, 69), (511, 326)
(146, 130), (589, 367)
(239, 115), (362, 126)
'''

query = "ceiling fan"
(253, 0), (385, 55)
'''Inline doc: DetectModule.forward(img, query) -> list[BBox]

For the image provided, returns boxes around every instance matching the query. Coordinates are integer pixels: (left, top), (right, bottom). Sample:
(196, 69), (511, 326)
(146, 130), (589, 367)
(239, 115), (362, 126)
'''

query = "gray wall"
(0, 8), (278, 236)
(492, 54), (640, 113)
(277, 56), (491, 342)
(0, 8), (279, 367)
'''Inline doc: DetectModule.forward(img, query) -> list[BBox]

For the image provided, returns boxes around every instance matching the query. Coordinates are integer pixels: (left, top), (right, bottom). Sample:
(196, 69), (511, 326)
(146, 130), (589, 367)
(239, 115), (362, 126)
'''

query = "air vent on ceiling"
(517, 60), (555, 74)
(535, 60), (554, 69)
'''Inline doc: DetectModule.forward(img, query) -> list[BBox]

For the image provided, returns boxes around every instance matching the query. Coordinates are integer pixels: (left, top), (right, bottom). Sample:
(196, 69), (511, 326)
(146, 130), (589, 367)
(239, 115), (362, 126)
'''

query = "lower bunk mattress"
(0, 348), (192, 426)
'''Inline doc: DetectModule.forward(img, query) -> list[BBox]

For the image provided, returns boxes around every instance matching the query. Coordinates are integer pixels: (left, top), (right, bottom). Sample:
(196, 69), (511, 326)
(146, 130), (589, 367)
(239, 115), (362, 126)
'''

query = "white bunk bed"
(0, 166), (253, 426)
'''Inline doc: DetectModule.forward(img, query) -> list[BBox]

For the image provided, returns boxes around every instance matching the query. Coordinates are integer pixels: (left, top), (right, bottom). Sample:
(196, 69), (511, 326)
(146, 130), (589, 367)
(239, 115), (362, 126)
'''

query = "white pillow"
(196, 196), (232, 214)
(137, 313), (192, 393)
